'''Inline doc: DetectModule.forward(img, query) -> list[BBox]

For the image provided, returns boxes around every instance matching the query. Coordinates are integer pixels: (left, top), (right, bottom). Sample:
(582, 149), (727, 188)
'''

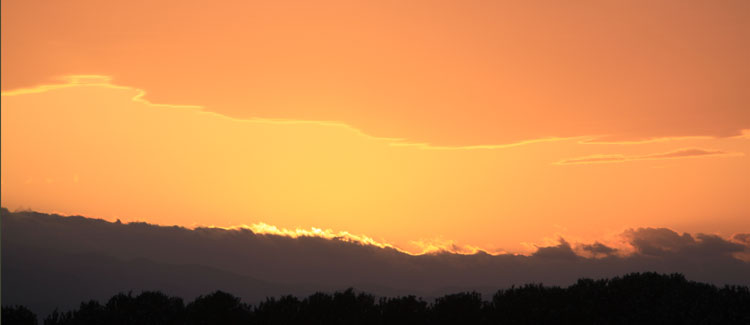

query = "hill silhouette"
(2, 208), (749, 319)
(3, 273), (749, 324)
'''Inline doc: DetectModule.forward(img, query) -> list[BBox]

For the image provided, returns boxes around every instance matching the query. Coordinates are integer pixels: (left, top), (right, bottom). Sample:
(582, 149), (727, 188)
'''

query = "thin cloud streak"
(577, 135), (716, 145)
(555, 148), (743, 165)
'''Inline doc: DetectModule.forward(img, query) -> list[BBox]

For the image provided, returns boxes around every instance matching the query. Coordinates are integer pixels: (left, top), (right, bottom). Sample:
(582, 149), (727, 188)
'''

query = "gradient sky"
(2, 0), (749, 254)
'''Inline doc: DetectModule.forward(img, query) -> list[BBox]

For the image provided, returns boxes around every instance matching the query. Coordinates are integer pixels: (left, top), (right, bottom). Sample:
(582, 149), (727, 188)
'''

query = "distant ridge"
(2, 208), (749, 318)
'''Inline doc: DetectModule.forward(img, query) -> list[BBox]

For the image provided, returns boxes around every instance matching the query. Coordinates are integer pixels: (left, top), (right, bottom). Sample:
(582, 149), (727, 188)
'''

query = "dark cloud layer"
(579, 242), (618, 257)
(625, 227), (747, 258)
(2, 209), (749, 317)
(733, 233), (750, 245)
(531, 238), (578, 260)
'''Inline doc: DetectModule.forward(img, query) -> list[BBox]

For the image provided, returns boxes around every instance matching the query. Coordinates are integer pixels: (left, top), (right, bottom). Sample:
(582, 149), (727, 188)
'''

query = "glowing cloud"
(225, 222), (400, 252)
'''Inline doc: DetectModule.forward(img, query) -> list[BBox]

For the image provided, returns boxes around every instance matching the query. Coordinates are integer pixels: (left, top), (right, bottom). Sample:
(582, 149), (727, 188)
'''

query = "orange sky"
(2, 1), (749, 254)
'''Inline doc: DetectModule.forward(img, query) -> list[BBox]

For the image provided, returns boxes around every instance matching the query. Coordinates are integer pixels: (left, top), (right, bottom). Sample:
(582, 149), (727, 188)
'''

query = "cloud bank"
(4, 1), (750, 145)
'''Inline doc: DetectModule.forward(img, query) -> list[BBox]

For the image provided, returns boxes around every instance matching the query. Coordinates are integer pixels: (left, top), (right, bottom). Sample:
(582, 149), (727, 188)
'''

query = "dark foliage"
(186, 291), (251, 325)
(433, 292), (486, 324)
(378, 295), (429, 325)
(3, 272), (749, 324)
(2, 305), (38, 325)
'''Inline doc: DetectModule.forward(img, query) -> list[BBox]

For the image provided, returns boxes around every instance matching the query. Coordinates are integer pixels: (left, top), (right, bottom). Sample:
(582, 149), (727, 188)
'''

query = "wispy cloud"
(555, 148), (743, 165)
(577, 135), (715, 145)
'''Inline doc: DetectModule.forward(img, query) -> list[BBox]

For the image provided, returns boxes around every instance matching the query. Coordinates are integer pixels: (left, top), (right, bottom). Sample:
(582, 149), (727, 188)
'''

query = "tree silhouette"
(185, 290), (251, 325)
(10, 272), (745, 325)
(2, 305), (38, 325)
(379, 295), (429, 325)
(432, 291), (486, 324)
(492, 283), (567, 323)
(105, 291), (185, 324)
(255, 295), (301, 324)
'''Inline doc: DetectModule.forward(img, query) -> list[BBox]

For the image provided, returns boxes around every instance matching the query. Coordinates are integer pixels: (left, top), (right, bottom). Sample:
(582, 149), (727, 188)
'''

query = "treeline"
(3, 273), (750, 324)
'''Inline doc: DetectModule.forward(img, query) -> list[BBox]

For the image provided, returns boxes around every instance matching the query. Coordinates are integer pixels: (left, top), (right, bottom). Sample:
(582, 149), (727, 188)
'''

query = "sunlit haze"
(2, 0), (749, 255)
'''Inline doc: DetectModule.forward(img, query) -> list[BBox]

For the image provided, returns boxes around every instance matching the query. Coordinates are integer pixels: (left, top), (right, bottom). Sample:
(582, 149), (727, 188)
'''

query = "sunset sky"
(2, 0), (749, 255)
